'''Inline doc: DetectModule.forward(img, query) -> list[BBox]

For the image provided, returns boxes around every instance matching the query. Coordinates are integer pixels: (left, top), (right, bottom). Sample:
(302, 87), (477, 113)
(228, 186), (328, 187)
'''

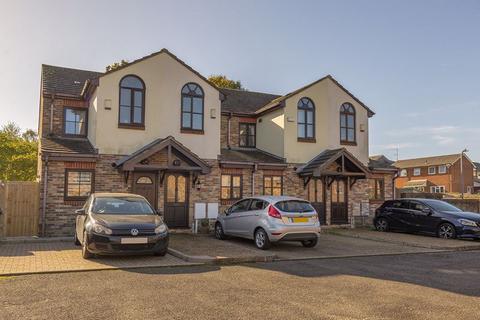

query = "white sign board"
(194, 203), (206, 219)
(207, 203), (219, 219)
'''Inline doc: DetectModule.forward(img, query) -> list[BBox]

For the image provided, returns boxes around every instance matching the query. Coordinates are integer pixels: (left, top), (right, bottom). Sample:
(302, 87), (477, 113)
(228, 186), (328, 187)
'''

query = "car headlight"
(91, 222), (112, 235)
(458, 219), (478, 227)
(155, 224), (167, 234)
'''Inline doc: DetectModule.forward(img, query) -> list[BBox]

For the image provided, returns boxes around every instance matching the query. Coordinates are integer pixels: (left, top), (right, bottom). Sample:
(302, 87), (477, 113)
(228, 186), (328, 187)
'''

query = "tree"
(0, 122), (38, 181)
(208, 75), (244, 90)
(105, 59), (129, 72)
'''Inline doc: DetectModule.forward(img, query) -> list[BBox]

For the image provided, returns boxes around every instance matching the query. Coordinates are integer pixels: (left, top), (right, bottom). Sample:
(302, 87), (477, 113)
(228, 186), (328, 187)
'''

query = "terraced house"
(37, 49), (395, 236)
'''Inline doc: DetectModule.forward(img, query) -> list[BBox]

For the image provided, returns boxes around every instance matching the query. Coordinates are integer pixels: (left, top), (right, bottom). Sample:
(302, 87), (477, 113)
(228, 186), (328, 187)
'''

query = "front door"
(164, 173), (189, 228)
(133, 172), (157, 208)
(330, 179), (348, 224)
(308, 178), (326, 224)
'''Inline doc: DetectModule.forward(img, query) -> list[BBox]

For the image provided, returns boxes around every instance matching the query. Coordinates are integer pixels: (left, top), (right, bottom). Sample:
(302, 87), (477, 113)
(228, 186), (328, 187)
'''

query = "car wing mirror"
(75, 208), (86, 215)
(422, 207), (431, 215)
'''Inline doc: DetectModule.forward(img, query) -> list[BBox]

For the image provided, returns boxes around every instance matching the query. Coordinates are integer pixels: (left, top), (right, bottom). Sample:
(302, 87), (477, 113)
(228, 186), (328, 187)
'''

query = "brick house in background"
(474, 162), (480, 193)
(37, 48), (395, 236)
(393, 154), (474, 194)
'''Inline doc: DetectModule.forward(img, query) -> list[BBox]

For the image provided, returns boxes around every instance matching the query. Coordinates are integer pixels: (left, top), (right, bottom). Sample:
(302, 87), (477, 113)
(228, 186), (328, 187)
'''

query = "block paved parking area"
(0, 242), (193, 276)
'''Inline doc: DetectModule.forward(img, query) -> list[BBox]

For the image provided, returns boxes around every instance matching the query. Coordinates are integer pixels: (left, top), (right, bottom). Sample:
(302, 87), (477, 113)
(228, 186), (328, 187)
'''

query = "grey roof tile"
(41, 137), (97, 154)
(220, 148), (285, 164)
(42, 64), (102, 97)
(220, 89), (280, 114)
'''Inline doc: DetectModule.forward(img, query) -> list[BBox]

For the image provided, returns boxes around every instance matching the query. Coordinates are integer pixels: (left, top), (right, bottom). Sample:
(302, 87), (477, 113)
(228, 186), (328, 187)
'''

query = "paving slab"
(223, 233), (441, 260)
(0, 242), (195, 276)
(168, 233), (276, 263)
(328, 228), (480, 250)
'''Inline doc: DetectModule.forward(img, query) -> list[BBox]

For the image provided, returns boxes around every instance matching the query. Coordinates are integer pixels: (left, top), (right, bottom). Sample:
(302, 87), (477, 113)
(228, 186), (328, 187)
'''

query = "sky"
(0, 0), (479, 161)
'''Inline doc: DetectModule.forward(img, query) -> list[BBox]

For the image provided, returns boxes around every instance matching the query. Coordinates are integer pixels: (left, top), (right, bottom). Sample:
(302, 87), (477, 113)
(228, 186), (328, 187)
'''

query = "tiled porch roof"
(220, 148), (285, 164)
(41, 136), (97, 155)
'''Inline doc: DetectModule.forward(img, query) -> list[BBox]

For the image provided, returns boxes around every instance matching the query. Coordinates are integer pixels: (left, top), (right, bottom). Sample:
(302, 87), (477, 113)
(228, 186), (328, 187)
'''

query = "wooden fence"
(0, 181), (39, 237)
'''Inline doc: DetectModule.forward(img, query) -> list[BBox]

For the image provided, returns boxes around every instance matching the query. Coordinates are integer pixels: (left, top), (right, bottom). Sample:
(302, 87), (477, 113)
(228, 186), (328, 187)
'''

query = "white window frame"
(438, 165), (447, 174)
(428, 166), (435, 175)
(413, 168), (421, 176)
(430, 186), (445, 193)
(400, 169), (407, 177)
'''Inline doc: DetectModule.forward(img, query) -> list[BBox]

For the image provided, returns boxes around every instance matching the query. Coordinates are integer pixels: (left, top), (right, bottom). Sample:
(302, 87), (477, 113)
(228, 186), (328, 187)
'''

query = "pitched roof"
(297, 149), (344, 176)
(113, 136), (210, 173)
(369, 155), (397, 171)
(255, 75), (375, 117)
(220, 89), (281, 115)
(101, 48), (220, 93)
(220, 148), (285, 164)
(41, 137), (97, 155)
(473, 162), (480, 170)
(393, 154), (462, 169)
(41, 65), (102, 97)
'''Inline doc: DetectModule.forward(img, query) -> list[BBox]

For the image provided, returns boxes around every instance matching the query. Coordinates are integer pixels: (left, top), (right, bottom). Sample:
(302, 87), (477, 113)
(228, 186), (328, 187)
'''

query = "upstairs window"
(64, 107), (87, 136)
(438, 165), (447, 174)
(181, 83), (204, 132)
(428, 166), (436, 175)
(400, 169), (407, 177)
(413, 168), (421, 176)
(239, 123), (256, 147)
(340, 103), (356, 144)
(297, 97), (315, 140)
(119, 75), (145, 127)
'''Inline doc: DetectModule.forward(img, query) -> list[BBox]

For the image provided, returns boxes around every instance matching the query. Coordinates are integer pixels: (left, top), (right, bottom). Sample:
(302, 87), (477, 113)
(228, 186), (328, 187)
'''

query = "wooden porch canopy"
(296, 148), (370, 187)
(112, 136), (211, 174)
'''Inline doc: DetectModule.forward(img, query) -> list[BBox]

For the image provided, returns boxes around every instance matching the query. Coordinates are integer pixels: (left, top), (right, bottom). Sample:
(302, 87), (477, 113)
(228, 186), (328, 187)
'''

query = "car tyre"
(254, 228), (271, 250)
(153, 249), (168, 256)
(437, 223), (456, 239)
(375, 218), (389, 232)
(74, 233), (81, 246)
(82, 231), (94, 259)
(215, 222), (227, 240)
(301, 238), (318, 248)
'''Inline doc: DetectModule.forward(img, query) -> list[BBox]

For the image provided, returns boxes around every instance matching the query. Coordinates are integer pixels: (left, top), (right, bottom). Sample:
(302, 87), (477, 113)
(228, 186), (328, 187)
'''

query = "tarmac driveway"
(225, 233), (441, 260)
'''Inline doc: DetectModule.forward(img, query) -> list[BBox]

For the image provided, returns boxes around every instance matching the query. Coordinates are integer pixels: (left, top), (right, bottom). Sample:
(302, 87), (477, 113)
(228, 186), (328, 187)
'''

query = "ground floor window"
(430, 186), (445, 193)
(65, 169), (94, 200)
(369, 178), (385, 200)
(221, 174), (242, 200)
(263, 176), (282, 196)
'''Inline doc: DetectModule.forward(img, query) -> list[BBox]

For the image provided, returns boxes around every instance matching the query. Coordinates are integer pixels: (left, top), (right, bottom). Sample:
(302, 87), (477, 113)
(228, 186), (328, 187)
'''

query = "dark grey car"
(75, 193), (169, 259)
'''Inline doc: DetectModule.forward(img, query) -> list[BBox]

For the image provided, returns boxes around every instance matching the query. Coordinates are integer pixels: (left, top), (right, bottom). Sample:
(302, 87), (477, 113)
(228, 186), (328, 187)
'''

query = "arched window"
(181, 83), (204, 131)
(340, 103), (356, 143)
(119, 75), (145, 127)
(297, 97), (315, 140)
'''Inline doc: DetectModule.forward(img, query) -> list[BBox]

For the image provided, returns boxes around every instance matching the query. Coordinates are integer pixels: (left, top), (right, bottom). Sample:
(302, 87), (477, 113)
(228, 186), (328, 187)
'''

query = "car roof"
(243, 195), (308, 202)
(91, 192), (146, 198)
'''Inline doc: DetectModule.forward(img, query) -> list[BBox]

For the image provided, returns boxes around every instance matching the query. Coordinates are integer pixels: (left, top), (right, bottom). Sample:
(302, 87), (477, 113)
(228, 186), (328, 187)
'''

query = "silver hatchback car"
(215, 196), (321, 249)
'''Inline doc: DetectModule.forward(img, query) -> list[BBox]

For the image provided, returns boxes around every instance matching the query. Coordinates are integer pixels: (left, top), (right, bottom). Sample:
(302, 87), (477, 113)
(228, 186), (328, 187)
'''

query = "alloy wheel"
(438, 224), (454, 239)
(255, 231), (265, 248)
(376, 219), (388, 232)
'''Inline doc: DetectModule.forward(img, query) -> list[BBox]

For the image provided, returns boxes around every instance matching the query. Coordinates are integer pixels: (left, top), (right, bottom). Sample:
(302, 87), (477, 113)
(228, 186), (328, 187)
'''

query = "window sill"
(64, 198), (87, 205)
(297, 138), (316, 143)
(181, 128), (204, 135)
(118, 124), (145, 130)
(340, 141), (357, 146)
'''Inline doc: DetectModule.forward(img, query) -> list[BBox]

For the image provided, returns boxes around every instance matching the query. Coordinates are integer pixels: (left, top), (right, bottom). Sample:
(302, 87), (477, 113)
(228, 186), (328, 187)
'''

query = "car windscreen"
(423, 200), (462, 212)
(275, 200), (314, 213)
(91, 197), (155, 215)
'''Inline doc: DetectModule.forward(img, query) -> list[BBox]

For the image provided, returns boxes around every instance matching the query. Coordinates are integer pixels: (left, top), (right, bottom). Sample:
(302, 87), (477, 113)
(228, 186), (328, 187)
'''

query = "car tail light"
(268, 205), (282, 219)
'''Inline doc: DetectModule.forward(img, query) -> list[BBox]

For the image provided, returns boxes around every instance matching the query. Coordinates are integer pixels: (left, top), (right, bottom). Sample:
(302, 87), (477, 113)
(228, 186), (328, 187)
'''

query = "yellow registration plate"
(291, 217), (309, 223)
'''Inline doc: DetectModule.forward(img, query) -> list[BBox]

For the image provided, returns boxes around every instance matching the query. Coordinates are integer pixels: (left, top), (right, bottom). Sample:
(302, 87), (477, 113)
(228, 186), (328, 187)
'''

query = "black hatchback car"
(75, 193), (169, 259)
(374, 198), (480, 239)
